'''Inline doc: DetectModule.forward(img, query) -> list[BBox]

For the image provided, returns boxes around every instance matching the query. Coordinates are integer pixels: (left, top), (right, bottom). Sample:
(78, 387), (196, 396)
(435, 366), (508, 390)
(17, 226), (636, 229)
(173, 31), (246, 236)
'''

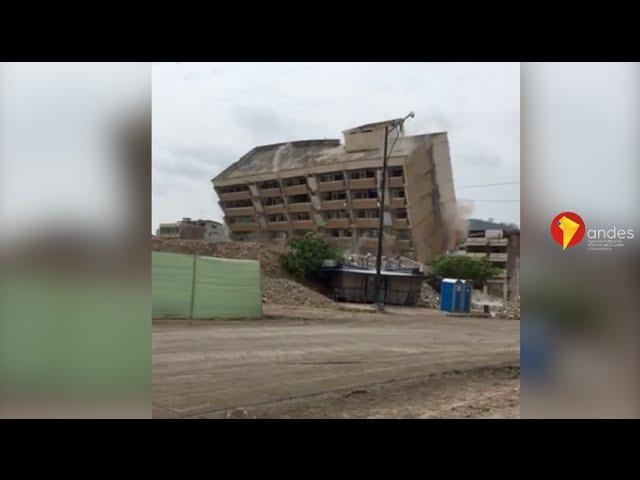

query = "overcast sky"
(1, 63), (149, 244)
(152, 62), (520, 232)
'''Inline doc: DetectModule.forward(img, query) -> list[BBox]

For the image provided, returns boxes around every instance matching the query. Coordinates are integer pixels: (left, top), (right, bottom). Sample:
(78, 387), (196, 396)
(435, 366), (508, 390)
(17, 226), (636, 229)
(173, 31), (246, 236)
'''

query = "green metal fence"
(152, 251), (262, 318)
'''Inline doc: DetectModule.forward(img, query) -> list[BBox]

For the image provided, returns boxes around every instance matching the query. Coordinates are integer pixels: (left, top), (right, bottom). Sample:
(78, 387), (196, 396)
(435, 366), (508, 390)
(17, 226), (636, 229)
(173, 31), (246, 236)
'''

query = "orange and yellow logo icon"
(550, 211), (585, 250)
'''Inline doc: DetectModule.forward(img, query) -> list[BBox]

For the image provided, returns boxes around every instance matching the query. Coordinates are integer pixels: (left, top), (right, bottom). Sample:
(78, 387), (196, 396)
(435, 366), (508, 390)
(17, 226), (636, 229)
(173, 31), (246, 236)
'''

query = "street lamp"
(373, 112), (415, 311)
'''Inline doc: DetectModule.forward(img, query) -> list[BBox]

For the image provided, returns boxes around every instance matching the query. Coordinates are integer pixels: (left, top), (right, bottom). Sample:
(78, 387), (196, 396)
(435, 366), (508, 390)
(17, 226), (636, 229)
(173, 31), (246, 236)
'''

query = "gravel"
(152, 238), (290, 277)
(261, 277), (338, 309)
(417, 281), (440, 309)
(417, 281), (520, 319)
(495, 296), (520, 319)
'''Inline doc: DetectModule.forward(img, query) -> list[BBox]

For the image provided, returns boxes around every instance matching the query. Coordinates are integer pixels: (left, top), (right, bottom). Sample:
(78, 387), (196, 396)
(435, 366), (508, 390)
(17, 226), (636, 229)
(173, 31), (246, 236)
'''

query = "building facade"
(212, 119), (458, 265)
(156, 218), (228, 243)
(458, 219), (520, 300)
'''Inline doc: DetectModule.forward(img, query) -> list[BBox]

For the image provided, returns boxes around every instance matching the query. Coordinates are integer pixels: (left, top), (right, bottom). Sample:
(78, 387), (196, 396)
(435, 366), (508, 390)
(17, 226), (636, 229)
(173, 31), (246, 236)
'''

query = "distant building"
(458, 219), (520, 300)
(156, 218), (227, 243)
(212, 119), (459, 265)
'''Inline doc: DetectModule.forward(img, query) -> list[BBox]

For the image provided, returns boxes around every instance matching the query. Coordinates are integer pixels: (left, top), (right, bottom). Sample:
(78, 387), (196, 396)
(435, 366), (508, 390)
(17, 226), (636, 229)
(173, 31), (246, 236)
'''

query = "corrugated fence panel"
(152, 251), (262, 318)
(193, 256), (262, 318)
(152, 252), (194, 317)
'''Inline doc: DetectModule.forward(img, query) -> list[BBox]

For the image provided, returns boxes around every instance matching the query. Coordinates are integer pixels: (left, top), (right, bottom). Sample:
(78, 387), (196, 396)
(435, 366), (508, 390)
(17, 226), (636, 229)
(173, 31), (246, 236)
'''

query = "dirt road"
(214, 365), (519, 419)
(153, 305), (520, 418)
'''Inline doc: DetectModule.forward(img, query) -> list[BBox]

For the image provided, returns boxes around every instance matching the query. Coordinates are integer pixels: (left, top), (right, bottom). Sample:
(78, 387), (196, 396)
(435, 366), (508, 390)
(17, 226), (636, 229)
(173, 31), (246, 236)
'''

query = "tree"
(280, 233), (342, 281)
(428, 254), (501, 287)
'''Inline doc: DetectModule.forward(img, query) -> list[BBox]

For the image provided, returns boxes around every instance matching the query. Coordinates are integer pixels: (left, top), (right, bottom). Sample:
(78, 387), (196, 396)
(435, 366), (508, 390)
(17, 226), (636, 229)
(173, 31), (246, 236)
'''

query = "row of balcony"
(217, 184), (309, 201)
(327, 237), (412, 251)
(334, 218), (408, 229)
(341, 197), (407, 209)
(228, 219), (409, 233)
(222, 203), (314, 216)
(464, 251), (509, 262)
(464, 237), (509, 247)
(319, 177), (404, 191)
(322, 197), (406, 210)
(225, 198), (407, 217)
(325, 218), (408, 229)
(219, 176), (406, 201)
(217, 189), (252, 202)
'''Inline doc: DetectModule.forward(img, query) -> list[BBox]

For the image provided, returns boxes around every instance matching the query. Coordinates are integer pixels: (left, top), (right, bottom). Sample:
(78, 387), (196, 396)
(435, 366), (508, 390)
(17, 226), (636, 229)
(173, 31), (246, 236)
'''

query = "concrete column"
(278, 177), (294, 239)
(343, 168), (355, 224)
(249, 182), (267, 240)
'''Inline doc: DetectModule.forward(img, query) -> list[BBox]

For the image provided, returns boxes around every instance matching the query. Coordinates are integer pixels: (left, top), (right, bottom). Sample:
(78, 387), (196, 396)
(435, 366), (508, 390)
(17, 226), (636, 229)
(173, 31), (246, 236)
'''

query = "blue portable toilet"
(440, 278), (464, 312)
(460, 281), (473, 313)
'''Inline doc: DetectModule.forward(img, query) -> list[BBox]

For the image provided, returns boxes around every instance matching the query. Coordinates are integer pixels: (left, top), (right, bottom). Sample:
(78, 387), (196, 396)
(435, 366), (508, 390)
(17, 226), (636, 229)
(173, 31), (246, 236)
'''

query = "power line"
(458, 199), (520, 203)
(456, 181), (520, 189)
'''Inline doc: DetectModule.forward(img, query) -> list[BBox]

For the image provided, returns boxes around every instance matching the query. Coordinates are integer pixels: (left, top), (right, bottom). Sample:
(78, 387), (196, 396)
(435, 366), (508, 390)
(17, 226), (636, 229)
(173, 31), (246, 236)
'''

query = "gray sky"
(1, 63), (149, 244)
(152, 62), (520, 232)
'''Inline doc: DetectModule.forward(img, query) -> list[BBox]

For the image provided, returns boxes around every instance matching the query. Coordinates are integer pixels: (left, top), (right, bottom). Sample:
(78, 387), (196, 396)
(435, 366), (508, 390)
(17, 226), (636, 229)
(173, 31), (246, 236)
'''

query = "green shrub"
(280, 233), (342, 281)
(429, 254), (501, 287)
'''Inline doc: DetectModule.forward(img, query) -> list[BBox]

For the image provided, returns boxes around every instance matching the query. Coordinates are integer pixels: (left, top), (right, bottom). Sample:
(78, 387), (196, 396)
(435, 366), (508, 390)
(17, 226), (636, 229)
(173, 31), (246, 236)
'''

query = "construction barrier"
(152, 251), (262, 318)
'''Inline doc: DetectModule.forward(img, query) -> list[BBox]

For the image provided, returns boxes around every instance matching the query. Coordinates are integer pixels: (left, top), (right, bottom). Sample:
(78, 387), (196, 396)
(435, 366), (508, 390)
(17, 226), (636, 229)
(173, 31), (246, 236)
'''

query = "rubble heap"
(495, 296), (520, 319)
(152, 238), (289, 277)
(261, 277), (338, 309)
(417, 281), (440, 309)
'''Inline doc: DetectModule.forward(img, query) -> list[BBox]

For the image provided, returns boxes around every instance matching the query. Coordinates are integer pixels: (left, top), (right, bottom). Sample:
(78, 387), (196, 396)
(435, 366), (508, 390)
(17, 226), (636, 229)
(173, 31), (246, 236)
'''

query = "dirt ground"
(153, 305), (520, 419)
(213, 365), (519, 419)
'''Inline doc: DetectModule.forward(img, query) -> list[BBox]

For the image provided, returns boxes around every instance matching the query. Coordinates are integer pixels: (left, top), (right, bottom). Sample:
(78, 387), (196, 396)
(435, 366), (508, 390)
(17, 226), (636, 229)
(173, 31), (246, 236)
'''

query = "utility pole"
(374, 126), (389, 310)
(373, 112), (414, 311)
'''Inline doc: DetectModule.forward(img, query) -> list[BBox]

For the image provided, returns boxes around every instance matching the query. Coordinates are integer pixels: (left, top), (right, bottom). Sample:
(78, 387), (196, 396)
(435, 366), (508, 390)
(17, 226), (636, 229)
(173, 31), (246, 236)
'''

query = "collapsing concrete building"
(212, 119), (458, 265)
(457, 219), (520, 300)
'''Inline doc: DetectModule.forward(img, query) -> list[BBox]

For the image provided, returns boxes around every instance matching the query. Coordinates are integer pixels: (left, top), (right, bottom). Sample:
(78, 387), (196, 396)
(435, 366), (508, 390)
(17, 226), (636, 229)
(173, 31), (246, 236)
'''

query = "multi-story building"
(156, 218), (228, 243)
(212, 119), (458, 265)
(458, 219), (520, 300)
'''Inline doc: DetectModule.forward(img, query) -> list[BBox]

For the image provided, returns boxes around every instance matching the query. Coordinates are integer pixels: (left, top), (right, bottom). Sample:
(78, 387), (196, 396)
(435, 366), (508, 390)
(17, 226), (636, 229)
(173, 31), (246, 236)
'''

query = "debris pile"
(261, 277), (338, 309)
(417, 281), (440, 309)
(495, 296), (520, 319)
(471, 291), (504, 312)
(152, 238), (289, 277)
